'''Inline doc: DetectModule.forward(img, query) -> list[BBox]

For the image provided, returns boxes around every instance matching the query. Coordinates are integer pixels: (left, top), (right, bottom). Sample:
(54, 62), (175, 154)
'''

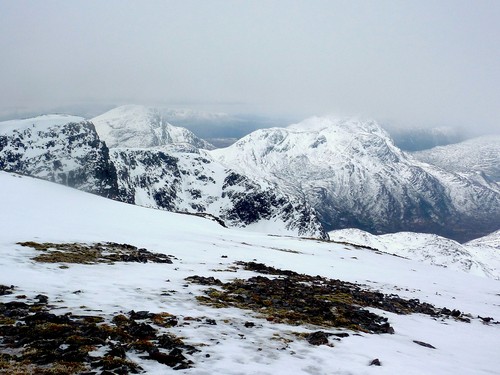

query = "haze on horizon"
(1, 0), (499, 134)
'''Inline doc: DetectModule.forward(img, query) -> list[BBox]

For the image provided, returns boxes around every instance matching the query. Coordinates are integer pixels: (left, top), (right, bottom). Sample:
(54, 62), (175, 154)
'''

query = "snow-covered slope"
(464, 230), (500, 279)
(1, 171), (499, 374)
(0, 114), (325, 238)
(91, 105), (215, 150)
(329, 228), (500, 279)
(210, 116), (500, 241)
(0, 114), (85, 132)
(466, 229), (500, 249)
(412, 135), (500, 183)
(111, 148), (326, 238)
(0, 115), (118, 198)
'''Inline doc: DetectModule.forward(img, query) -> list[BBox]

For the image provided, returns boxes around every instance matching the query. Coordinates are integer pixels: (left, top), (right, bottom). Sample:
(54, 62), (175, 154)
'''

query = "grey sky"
(1, 0), (499, 132)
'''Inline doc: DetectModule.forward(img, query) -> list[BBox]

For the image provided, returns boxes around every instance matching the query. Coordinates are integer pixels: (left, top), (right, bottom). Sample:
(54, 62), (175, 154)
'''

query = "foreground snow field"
(1, 171), (499, 374)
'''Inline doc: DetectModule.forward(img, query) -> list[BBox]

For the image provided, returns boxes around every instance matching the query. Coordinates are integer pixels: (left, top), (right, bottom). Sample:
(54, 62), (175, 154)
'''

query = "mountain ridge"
(210, 116), (500, 241)
(1, 109), (498, 242)
(0, 113), (326, 239)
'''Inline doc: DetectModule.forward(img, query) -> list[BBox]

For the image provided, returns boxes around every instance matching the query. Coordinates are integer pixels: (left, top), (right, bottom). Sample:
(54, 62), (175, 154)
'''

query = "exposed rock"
(0, 294), (199, 373)
(185, 276), (223, 286)
(0, 120), (119, 199)
(369, 358), (382, 366)
(34, 294), (49, 304)
(478, 316), (494, 323)
(306, 331), (331, 346)
(413, 340), (437, 349)
(191, 262), (472, 334)
(0, 285), (14, 296)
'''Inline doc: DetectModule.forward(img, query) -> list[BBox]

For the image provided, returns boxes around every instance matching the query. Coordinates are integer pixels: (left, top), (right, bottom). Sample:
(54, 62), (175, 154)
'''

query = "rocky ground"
(1, 244), (495, 374)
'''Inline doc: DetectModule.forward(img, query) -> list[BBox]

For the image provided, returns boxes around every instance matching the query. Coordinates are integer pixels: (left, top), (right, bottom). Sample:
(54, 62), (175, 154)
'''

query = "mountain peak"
(91, 105), (214, 150)
(211, 116), (500, 241)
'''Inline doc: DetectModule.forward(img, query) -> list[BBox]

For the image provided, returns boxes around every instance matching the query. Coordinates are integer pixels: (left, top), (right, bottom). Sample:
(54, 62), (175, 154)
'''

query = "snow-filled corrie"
(1, 171), (499, 374)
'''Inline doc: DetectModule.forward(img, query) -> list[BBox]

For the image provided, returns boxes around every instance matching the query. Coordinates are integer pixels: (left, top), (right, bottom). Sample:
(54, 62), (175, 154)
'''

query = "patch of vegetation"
(17, 241), (174, 265)
(189, 261), (471, 334)
(0, 294), (199, 373)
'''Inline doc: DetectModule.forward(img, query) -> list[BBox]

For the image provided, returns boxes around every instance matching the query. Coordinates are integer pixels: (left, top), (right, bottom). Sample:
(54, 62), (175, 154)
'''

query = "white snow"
(209, 116), (500, 241)
(1, 171), (499, 374)
(329, 228), (500, 280)
(91, 105), (214, 150)
(412, 136), (500, 183)
(0, 114), (85, 134)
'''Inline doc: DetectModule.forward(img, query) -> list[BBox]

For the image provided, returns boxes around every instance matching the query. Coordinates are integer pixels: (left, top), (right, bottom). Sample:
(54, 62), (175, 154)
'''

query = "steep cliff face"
(0, 115), (118, 199)
(210, 117), (500, 241)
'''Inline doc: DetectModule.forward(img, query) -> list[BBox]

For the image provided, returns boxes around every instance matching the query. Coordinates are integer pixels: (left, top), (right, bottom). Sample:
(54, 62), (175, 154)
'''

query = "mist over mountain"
(2, 2), (500, 372)
(3, 103), (495, 153)
(1, 106), (499, 242)
(0, 109), (327, 239)
(384, 126), (467, 151)
(210, 116), (500, 242)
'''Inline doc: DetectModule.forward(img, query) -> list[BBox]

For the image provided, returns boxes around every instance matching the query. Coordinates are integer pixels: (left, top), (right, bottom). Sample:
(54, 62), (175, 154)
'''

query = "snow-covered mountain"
(1, 171), (499, 374)
(0, 115), (118, 198)
(111, 148), (325, 238)
(91, 105), (215, 150)
(210, 116), (500, 242)
(329, 228), (500, 280)
(0, 114), (326, 239)
(412, 135), (500, 183)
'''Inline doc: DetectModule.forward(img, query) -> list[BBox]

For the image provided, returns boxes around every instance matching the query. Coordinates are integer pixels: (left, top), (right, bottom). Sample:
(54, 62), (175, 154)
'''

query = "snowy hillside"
(329, 228), (500, 279)
(210, 116), (500, 241)
(466, 230), (500, 250)
(464, 230), (500, 279)
(0, 114), (325, 239)
(92, 105), (215, 150)
(0, 171), (499, 374)
(111, 148), (326, 238)
(412, 135), (500, 183)
(0, 114), (85, 132)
